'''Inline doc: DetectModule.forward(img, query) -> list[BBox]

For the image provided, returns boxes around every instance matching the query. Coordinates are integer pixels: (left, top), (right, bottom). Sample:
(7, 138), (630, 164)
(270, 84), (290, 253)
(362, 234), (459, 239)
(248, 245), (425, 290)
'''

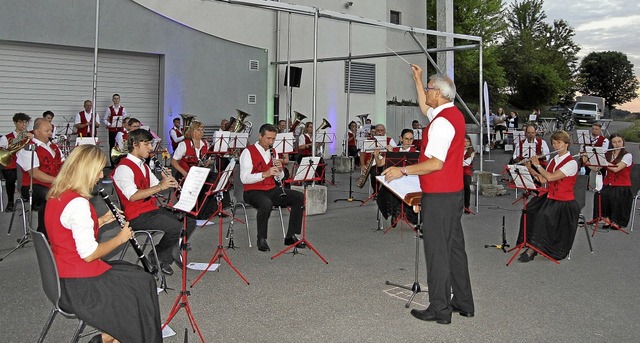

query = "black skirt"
(517, 194), (580, 260)
(58, 260), (162, 343)
(593, 185), (633, 227)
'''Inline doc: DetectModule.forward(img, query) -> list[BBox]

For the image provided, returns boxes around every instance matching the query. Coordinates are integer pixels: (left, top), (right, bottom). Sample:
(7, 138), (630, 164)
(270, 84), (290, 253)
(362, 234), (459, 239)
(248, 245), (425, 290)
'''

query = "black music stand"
(379, 152), (419, 233)
(333, 154), (363, 204)
(190, 159), (249, 287)
(505, 165), (560, 266)
(360, 138), (387, 206)
(271, 157), (328, 263)
(584, 147), (629, 235)
(162, 166), (215, 342)
(315, 131), (336, 186)
(383, 190), (425, 308)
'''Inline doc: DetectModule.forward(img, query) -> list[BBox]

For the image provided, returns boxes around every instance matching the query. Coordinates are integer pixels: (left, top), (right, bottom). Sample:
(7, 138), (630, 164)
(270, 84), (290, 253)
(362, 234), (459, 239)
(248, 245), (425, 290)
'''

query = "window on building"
(390, 10), (401, 25)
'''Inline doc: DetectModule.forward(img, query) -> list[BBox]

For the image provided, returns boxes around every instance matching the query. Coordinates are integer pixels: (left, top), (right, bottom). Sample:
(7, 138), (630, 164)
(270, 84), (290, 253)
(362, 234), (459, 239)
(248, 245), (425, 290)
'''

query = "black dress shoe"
(160, 262), (174, 275)
(410, 309), (451, 325)
(451, 305), (475, 317)
(4, 203), (14, 212)
(257, 238), (270, 252)
(89, 333), (103, 343)
(518, 250), (537, 263)
(284, 236), (306, 249)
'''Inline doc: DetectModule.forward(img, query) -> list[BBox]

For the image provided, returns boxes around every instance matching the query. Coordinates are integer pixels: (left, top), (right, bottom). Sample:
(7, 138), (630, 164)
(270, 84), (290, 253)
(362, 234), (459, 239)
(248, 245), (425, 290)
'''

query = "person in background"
(74, 100), (100, 138)
(0, 112), (33, 212)
(103, 94), (129, 166)
(493, 108), (507, 149)
(169, 117), (184, 152)
(463, 135), (476, 214)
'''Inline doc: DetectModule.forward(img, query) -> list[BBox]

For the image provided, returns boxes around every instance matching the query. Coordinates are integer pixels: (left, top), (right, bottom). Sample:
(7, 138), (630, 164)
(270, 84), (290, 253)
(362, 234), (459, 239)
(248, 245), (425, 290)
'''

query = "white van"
(573, 102), (601, 124)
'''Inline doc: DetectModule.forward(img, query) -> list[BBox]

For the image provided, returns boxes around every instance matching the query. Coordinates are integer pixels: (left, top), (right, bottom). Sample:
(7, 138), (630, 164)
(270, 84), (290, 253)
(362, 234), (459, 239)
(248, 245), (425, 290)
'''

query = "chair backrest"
(630, 164), (640, 196)
(574, 175), (589, 210)
(31, 230), (62, 310)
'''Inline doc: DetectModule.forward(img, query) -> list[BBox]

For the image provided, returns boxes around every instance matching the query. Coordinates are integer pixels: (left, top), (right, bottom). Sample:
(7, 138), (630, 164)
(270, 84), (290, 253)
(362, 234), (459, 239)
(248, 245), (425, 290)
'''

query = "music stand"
(505, 165), (560, 266)
(583, 147), (629, 235)
(360, 137), (389, 206)
(271, 157), (328, 264)
(189, 159), (250, 287)
(162, 166), (213, 342)
(377, 152), (419, 233)
(382, 188), (426, 308)
(575, 130), (590, 147)
(315, 131), (336, 186)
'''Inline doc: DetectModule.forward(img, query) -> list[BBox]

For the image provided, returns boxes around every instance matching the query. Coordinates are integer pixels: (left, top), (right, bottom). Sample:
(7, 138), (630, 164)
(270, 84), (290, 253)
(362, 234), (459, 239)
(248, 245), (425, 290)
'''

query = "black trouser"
(22, 184), (49, 239)
(463, 175), (472, 208)
(129, 208), (196, 264)
(1, 168), (17, 203)
(108, 130), (117, 166)
(243, 187), (304, 240)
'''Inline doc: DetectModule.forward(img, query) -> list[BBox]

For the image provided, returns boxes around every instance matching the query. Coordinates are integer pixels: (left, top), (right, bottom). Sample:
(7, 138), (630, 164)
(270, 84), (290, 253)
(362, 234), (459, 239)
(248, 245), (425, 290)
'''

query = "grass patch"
(617, 119), (640, 142)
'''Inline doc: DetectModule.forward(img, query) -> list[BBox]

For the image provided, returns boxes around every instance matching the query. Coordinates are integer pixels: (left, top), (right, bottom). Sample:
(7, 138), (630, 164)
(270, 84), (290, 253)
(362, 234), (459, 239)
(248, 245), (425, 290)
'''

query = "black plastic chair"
(627, 164), (640, 231)
(31, 230), (96, 343)
(568, 175), (593, 259)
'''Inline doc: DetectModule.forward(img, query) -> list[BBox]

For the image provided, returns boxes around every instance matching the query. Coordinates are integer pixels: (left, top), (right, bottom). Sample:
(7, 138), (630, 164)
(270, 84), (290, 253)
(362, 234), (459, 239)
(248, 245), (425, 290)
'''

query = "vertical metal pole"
(344, 23), (352, 156)
(91, 0), (100, 139)
(311, 10), (318, 157)
(479, 43), (483, 171)
(285, 13), (292, 126)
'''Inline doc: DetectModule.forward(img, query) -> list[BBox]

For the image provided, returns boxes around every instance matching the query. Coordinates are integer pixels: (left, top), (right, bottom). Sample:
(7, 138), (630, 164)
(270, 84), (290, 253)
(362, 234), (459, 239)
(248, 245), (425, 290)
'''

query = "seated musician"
(347, 121), (359, 166)
(45, 145), (162, 343)
(170, 120), (211, 181)
(376, 129), (417, 225)
(277, 119), (288, 133)
(590, 134), (633, 229)
(517, 130), (579, 262)
(112, 129), (196, 275)
(17, 119), (64, 239)
(463, 134), (476, 214)
(112, 117), (136, 166)
(240, 124), (305, 252)
(360, 124), (396, 189)
(580, 123), (610, 177)
(0, 112), (33, 212)
(512, 124), (550, 166)
(296, 122), (313, 164)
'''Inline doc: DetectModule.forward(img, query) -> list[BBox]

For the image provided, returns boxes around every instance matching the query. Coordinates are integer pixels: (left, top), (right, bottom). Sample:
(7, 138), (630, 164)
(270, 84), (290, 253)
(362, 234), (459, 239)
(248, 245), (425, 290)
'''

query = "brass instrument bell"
(289, 111), (307, 132)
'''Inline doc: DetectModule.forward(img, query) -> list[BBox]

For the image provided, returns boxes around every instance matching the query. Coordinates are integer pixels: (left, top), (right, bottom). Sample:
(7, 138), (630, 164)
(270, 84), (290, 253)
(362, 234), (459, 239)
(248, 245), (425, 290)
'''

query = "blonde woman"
(171, 119), (210, 179)
(45, 145), (161, 343)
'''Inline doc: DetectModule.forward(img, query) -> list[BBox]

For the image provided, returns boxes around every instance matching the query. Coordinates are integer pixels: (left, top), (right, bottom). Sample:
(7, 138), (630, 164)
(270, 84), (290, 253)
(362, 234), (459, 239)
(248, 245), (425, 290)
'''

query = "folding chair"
(626, 164), (640, 231)
(568, 175), (593, 259)
(31, 230), (97, 343)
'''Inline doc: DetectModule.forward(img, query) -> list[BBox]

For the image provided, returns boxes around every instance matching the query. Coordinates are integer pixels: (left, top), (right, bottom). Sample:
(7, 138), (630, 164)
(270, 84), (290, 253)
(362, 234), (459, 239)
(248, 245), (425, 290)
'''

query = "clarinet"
(268, 145), (287, 198)
(150, 155), (181, 192)
(98, 188), (158, 276)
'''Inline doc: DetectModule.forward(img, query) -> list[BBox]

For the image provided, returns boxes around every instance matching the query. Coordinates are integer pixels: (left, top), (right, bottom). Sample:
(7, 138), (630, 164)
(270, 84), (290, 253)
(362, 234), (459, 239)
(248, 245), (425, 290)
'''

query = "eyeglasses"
(424, 85), (438, 92)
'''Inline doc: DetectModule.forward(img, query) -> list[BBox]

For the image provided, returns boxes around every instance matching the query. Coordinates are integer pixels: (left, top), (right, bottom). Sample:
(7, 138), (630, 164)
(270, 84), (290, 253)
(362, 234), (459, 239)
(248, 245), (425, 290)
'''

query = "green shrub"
(618, 119), (640, 142)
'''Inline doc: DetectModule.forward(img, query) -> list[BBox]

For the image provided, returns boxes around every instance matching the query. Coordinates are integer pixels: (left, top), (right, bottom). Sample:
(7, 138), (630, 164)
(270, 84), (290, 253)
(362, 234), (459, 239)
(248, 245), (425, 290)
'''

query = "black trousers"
(421, 191), (474, 319)
(1, 168), (17, 203)
(108, 130), (117, 166)
(129, 208), (196, 264)
(243, 187), (304, 240)
(463, 174), (472, 208)
(22, 184), (49, 238)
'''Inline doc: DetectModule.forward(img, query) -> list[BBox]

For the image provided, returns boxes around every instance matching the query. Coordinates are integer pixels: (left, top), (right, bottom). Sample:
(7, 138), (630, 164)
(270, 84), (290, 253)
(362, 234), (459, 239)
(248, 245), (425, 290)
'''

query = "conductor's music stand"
(584, 147), (629, 235)
(190, 159), (250, 287)
(379, 152), (419, 233)
(162, 166), (215, 343)
(505, 165), (560, 266)
(271, 157), (328, 264)
(385, 192), (426, 308)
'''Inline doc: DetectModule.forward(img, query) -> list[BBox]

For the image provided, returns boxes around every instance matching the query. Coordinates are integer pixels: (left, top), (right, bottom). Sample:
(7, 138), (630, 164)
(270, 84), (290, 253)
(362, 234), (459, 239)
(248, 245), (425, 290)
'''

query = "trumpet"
(150, 155), (181, 192)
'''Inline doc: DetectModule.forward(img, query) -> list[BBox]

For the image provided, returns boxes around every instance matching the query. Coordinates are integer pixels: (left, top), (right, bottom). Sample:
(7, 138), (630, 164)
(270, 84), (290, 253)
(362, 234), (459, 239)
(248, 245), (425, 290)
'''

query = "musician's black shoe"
(4, 203), (14, 212)
(88, 333), (103, 343)
(284, 236), (306, 249)
(451, 304), (474, 317)
(410, 308), (451, 325)
(518, 250), (537, 263)
(257, 238), (270, 252)
(160, 262), (174, 276)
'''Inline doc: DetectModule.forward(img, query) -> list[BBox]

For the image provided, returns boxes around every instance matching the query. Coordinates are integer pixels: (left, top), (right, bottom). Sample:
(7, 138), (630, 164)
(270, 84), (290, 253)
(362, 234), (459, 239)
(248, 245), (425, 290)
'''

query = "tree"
(578, 51), (639, 111)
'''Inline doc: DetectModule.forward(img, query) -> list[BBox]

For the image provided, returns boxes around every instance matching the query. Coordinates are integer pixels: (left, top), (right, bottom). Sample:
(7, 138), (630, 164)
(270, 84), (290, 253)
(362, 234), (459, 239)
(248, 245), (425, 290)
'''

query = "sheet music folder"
(376, 175), (421, 206)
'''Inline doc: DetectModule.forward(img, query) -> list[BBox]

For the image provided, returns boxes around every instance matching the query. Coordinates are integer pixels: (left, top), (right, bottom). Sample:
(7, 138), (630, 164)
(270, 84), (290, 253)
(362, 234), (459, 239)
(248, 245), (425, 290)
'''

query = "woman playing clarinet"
(45, 144), (162, 343)
(591, 134), (633, 229)
(517, 130), (580, 262)
(463, 135), (476, 214)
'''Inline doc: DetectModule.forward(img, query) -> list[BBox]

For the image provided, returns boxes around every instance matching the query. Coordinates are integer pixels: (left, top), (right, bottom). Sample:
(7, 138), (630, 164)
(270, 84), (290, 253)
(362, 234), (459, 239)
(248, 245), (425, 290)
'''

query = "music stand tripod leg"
(385, 213), (425, 307)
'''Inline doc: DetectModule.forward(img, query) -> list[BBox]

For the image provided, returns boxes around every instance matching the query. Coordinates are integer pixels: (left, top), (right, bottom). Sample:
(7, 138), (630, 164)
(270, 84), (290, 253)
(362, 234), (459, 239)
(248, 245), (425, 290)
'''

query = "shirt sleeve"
(103, 108), (111, 126)
(423, 117), (455, 162)
(173, 141), (186, 161)
(541, 140), (550, 157)
(558, 159), (578, 177)
(60, 197), (99, 259)
(463, 152), (475, 166)
(240, 148), (264, 185)
(112, 165), (137, 200)
(621, 153), (633, 166)
(74, 112), (81, 125)
(17, 148), (40, 171)
(0, 135), (8, 149)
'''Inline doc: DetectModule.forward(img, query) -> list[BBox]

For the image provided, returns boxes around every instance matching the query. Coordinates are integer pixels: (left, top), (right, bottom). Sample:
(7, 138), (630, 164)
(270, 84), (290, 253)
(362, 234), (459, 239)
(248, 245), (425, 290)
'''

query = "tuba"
(179, 113), (197, 131)
(356, 114), (369, 127)
(0, 131), (30, 167)
(289, 111), (307, 133)
(229, 109), (252, 133)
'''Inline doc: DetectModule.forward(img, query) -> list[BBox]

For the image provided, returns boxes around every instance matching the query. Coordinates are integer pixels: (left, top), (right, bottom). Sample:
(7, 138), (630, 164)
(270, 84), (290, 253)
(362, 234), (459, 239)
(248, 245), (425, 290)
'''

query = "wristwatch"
(401, 167), (407, 176)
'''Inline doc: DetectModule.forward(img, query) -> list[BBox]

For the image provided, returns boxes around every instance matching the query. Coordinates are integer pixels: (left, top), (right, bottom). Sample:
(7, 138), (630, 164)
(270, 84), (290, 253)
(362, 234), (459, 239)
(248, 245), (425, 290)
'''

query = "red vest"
(604, 156), (632, 187)
(177, 139), (208, 173)
(3, 132), (18, 169)
(112, 158), (158, 220)
(348, 132), (356, 147)
(107, 106), (124, 132)
(546, 155), (577, 201)
(22, 142), (63, 187)
(419, 106), (465, 193)
(299, 134), (312, 156)
(170, 127), (183, 150)
(591, 135), (606, 147)
(77, 111), (96, 137)
(243, 144), (276, 191)
(392, 146), (416, 153)
(463, 150), (474, 176)
(45, 191), (111, 278)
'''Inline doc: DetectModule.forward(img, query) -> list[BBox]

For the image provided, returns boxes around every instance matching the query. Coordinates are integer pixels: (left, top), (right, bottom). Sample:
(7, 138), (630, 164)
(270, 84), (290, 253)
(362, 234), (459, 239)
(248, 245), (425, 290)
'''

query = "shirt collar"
(127, 153), (146, 167)
(428, 102), (455, 121)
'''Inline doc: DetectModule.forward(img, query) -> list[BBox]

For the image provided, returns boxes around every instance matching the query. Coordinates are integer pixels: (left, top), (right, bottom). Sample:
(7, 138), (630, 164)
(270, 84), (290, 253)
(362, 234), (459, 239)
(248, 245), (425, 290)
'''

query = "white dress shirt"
(423, 102), (456, 162)
(74, 111), (100, 126)
(239, 142), (284, 185)
(112, 154), (159, 200)
(60, 197), (99, 259)
(170, 127), (185, 144)
(17, 138), (65, 172)
(103, 105), (129, 127)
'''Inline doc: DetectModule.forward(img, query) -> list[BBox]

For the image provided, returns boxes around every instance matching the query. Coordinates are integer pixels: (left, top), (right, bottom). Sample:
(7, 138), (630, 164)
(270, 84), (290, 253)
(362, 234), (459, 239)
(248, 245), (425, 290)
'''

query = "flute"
(268, 145), (287, 198)
(98, 188), (158, 276)
(150, 155), (181, 192)
(515, 149), (562, 165)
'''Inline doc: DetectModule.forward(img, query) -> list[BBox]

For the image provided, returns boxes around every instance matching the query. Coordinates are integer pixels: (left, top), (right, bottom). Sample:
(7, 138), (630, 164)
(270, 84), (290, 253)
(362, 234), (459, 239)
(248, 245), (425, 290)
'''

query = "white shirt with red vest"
(112, 154), (160, 218)
(16, 138), (64, 187)
(419, 102), (465, 193)
(604, 153), (633, 187)
(173, 139), (209, 173)
(240, 142), (284, 187)
(0, 131), (21, 169)
(170, 126), (185, 151)
(74, 110), (100, 137)
(545, 153), (578, 201)
(103, 105), (128, 132)
(114, 128), (128, 151)
(513, 137), (550, 161)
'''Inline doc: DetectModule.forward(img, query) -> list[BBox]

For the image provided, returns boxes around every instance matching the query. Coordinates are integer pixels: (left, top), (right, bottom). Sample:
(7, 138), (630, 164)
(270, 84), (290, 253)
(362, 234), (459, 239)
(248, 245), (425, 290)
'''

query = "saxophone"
(356, 153), (376, 188)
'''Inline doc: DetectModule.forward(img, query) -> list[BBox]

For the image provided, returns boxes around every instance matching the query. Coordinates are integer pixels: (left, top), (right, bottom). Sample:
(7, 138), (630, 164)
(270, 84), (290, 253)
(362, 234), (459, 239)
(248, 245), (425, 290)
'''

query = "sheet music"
(576, 130), (590, 146)
(507, 165), (537, 190)
(229, 133), (248, 149)
(109, 116), (124, 129)
(412, 129), (423, 140)
(315, 132), (335, 144)
(211, 131), (231, 153)
(173, 166), (210, 212)
(274, 132), (295, 153)
(75, 137), (97, 146)
(213, 158), (236, 192)
(374, 135), (395, 148)
(293, 157), (320, 181)
(376, 175), (421, 201)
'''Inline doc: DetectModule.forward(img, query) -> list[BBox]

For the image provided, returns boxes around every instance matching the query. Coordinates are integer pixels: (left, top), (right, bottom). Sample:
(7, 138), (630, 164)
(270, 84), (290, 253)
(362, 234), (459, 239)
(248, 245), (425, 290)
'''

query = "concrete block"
(333, 156), (353, 174)
(291, 185), (327, 215)
(476, 171), (493, 185)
